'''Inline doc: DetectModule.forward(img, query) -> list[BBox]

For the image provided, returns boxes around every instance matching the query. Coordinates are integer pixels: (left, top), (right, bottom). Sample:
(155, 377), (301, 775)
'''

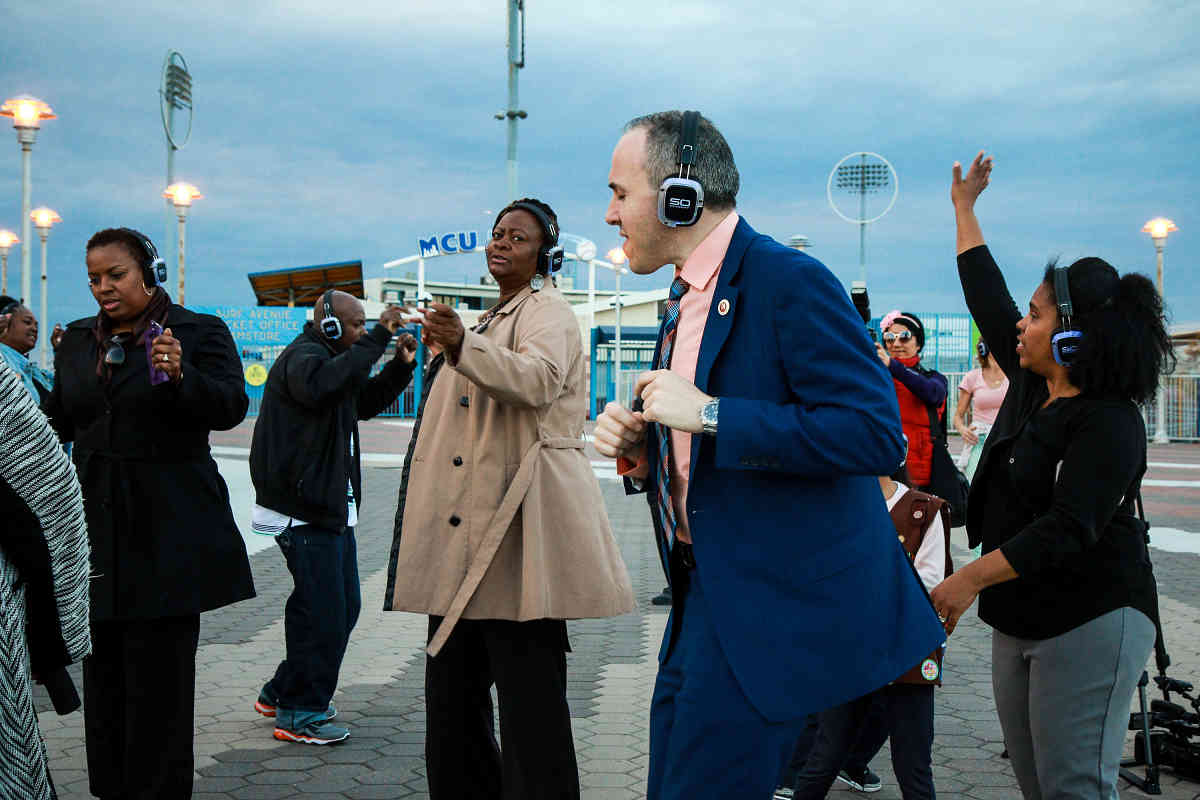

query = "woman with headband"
(384, 198), (634, 799)
(876, 309), (949, 491)
(45, 227), (255, 798)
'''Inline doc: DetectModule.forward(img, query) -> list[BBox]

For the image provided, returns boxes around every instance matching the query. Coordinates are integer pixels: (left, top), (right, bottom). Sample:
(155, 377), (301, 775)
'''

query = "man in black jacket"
(249, 290), (415, 745)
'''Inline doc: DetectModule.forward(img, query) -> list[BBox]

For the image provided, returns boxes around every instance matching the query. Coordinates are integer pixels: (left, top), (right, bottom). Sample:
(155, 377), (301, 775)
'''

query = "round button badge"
(244, 363), (268, 387)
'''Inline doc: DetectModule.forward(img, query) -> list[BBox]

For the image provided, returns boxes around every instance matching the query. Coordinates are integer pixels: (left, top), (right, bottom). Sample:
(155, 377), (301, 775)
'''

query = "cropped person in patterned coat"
(0, 361), (91, 800)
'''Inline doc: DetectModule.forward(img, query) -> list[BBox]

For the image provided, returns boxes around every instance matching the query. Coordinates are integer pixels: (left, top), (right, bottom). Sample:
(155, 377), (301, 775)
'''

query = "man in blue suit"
(593, 110), (946, 800)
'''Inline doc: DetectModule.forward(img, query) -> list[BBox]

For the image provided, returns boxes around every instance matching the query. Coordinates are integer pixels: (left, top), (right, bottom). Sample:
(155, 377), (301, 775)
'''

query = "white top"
(886, 483), (947, 593)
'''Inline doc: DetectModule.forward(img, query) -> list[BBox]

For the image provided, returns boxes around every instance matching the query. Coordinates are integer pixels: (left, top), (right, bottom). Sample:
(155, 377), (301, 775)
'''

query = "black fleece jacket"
(250, 322), (415, 530)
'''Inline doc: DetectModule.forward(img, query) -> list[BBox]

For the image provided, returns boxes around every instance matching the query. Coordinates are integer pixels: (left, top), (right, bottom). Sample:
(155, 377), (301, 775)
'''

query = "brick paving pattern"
(33, 431), (1200, 798)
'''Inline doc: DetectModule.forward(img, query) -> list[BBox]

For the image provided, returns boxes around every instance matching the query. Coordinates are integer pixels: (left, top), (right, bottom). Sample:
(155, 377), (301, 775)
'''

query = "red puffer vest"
(892, 356), (944, 486)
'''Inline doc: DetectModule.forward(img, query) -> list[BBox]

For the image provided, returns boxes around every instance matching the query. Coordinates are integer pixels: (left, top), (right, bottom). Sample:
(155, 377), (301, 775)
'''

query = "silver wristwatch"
(700, 398), (719, 435)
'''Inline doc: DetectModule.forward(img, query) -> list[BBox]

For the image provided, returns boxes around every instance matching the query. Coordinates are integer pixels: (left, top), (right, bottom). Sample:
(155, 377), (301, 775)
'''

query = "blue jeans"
(266, 524), (361, 713)
(779, 701), (884, 788)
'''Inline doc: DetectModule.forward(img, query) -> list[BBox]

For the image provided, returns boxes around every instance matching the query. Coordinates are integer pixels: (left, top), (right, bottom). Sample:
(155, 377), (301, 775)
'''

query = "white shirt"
(886, 483), (947, 593)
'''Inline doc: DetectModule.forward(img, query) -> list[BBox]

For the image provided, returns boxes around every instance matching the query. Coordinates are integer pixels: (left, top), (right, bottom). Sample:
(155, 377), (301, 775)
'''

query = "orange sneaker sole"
(273, 727), (348, 745)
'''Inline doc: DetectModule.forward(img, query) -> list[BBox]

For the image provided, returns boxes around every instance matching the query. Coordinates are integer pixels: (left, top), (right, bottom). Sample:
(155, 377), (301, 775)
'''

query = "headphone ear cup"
(1051, 329), (1082, 366)
(657, 178), (704, 227)
(545, 245), (565, 274)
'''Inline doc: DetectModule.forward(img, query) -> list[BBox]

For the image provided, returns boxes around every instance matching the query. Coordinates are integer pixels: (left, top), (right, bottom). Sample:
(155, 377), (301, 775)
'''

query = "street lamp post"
(164, 183), (202, 303)
(607, 247), (629, 406)
(1, 96), (55, 304)
(1143, 217), (1179, 444)
(30, 207), (60, 367)
(0, 230), (18, 295)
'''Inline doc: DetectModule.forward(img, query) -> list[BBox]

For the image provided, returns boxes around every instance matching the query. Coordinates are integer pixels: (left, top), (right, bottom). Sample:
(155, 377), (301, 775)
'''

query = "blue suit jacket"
(633, 217), (946, 722)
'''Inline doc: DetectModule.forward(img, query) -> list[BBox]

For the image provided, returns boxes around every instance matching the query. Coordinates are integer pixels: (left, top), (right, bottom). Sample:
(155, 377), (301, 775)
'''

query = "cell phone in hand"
(146, 320), (169, 385)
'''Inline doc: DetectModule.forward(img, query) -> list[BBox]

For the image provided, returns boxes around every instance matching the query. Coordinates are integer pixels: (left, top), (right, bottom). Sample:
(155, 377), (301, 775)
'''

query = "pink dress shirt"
(618, 211), (740, 543)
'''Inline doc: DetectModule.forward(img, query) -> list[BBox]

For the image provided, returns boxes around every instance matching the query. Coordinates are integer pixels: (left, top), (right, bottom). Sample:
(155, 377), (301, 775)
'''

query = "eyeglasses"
(882, 330), (914, 344)
(104, 334), (129, 366)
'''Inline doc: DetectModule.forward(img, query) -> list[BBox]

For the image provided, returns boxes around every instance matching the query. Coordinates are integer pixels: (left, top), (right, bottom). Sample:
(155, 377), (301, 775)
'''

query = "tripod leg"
(1120, 671), (1161, 795)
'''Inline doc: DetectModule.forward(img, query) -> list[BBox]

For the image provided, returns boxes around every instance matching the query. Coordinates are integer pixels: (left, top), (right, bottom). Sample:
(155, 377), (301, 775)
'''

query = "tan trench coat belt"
(426, 435), (586, 657)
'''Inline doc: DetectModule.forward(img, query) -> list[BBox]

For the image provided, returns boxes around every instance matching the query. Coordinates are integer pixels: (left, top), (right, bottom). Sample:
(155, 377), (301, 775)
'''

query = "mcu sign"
(418, 231), (481, 258)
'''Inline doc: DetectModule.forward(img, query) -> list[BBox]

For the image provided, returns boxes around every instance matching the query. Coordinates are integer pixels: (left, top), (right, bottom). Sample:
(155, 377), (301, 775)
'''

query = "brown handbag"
(889, 489), (953, 686)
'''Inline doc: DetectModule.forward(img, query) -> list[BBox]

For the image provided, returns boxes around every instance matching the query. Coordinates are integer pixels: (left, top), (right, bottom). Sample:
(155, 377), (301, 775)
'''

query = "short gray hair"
(624, 111), (739, 210)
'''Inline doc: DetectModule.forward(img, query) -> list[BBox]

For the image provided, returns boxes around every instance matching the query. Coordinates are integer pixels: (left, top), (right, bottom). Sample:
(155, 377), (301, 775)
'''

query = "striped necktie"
(651, 276), (690, 555)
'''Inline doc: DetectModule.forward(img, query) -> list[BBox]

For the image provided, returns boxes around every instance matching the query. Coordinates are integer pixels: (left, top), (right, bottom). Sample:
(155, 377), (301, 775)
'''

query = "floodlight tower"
(160, 51), (193, 271)
(828, 152), (898, 284)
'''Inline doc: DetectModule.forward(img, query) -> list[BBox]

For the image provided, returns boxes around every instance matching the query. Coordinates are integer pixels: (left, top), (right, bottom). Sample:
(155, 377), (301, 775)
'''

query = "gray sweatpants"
(992, 607), (1155, 799)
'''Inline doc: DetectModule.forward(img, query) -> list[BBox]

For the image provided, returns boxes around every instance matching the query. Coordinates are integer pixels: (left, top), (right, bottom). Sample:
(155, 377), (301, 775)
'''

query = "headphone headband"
(678, 110), (700, 176)
(657, 110), (706, 228)
(118, 227), (167, 287)
(1053, 264), (1074, 325)
(509, 201), (559, 246)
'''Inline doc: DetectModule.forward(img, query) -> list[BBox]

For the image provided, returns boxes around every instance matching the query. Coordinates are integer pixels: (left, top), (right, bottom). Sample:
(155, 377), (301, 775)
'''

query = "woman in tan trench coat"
(384, 198), (634, 800)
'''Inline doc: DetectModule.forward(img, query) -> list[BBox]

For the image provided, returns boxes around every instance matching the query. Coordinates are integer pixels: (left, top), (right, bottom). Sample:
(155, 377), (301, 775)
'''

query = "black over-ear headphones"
(320, 289), (343, 340)
(1051, 264), (1082, 366)
(119, 228), (167, 287)
(976, 339), (989, 359)
(509, 201), (564, 275)
(657, 110), (705, 227)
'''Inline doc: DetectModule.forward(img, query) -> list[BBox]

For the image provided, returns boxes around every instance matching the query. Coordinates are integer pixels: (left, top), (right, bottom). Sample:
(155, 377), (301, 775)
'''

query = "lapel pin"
(717, 298), (731, 316)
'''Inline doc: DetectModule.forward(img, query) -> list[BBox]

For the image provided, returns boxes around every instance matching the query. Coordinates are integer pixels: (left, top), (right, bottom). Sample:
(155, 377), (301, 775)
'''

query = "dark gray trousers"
(992, 607), (1155, 799)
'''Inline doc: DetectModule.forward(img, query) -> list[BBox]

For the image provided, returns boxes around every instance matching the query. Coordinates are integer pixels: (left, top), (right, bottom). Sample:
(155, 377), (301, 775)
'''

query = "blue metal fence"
(589, 327), (658, 418)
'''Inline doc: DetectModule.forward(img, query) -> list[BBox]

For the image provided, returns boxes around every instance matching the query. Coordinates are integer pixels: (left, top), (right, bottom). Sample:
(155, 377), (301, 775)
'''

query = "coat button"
(459, 395), (469, 407)
(1009, 457), (1015, 464)
(449, 515), (461, 526)
(453, 456), (463, 466)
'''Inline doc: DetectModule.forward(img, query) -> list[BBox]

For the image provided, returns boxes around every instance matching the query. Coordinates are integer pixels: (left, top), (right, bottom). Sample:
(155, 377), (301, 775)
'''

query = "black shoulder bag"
(923, 387), (970, 528)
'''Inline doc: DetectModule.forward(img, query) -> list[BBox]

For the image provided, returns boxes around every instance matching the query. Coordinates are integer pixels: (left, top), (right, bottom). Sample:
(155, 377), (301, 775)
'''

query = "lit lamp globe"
(607, 246), (627, 266)
(1142, 217), (1178, 246)
(164, 182), (203, 216)
(31, 207), (61, 234)
(0, 95), (56, 132)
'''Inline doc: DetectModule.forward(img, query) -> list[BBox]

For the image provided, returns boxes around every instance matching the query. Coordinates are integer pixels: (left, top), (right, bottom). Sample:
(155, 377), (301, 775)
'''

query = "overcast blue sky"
(1, 0), (1197, 328)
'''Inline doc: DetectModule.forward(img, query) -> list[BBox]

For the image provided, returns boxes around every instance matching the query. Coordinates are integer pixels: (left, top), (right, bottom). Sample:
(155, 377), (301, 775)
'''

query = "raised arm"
(952, 153), (1021, 378)
(286, 324), (390, 410)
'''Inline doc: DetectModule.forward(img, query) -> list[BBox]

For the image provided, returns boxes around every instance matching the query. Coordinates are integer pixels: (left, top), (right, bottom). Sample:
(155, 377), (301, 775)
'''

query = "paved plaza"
(33, 420), (1200, 799)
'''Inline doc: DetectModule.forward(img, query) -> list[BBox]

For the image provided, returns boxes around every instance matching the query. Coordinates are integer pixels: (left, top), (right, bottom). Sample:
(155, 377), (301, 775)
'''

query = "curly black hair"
(1042, 257), (1174, 405)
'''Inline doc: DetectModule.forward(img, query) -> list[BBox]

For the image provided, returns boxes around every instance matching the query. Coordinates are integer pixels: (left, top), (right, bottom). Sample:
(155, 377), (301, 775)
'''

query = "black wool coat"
(45, 304), (256, 620)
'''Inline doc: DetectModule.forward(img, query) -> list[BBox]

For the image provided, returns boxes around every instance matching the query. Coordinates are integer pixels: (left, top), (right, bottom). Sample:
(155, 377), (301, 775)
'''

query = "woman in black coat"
(931, 155), (1171, 798)
(45, 227), (255, 799)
